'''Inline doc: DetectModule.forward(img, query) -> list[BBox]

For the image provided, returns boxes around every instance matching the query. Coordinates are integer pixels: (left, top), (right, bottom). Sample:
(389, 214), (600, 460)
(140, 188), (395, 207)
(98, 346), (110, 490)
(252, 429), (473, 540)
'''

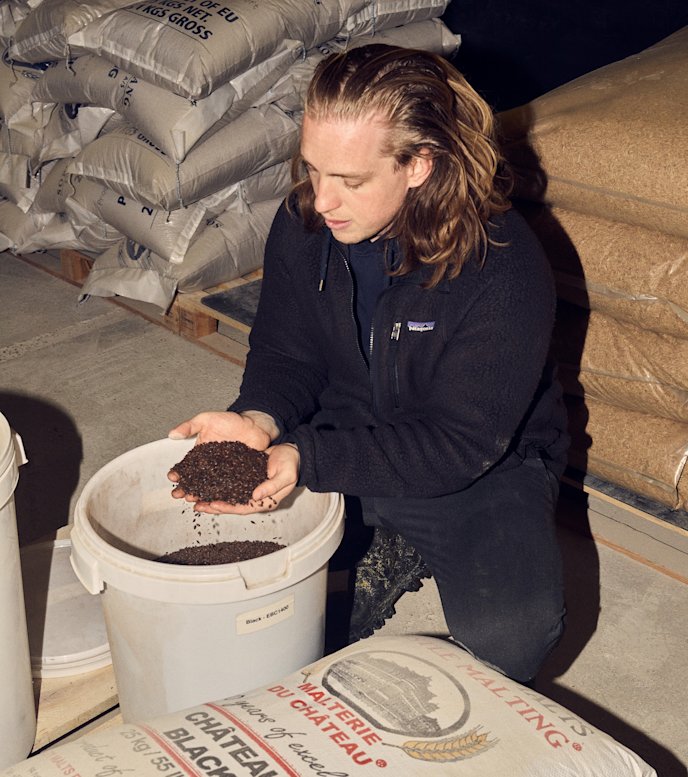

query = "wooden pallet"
(54, 249), (262, 366)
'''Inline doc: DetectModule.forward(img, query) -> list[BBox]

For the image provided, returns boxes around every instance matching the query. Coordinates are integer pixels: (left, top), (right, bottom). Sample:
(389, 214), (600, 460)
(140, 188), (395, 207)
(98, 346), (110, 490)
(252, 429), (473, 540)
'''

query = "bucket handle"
(70, 542), (105, 595)
(238, 550), (291, 590)
(13, 431), (27, 467)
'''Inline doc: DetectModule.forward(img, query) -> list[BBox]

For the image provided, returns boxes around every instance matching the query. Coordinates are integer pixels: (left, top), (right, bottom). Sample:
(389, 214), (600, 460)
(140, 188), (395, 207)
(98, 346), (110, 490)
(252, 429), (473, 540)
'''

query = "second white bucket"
(0, 413), (35, 769)
(70, 437), (344, 723)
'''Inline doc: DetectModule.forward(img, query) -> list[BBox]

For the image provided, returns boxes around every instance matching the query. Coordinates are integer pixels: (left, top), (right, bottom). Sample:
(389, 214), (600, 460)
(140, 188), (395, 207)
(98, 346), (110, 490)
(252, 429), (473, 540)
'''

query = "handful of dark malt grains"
(172, 441), (268, 504)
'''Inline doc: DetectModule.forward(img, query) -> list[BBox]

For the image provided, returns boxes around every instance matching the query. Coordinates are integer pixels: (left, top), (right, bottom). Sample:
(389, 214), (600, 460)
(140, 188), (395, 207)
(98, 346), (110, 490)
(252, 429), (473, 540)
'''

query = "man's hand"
(167, 410), (281, 500)
(177, 443), (300, 515)
(168, 410), (279, 450)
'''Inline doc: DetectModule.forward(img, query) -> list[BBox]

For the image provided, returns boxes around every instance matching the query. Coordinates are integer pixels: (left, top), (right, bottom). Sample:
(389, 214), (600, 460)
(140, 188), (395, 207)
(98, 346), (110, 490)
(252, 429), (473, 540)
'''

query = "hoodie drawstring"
(318, 231), (332, 292)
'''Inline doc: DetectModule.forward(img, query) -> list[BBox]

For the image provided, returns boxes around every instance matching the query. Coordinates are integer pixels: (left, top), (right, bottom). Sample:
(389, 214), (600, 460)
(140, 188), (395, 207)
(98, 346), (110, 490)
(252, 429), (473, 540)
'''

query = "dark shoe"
(348, 527), (431, 642)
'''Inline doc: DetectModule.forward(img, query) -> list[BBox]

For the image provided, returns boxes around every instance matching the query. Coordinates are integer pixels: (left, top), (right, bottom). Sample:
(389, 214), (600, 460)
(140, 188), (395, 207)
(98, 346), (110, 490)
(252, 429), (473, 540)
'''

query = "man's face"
(300, 113), (431, 244)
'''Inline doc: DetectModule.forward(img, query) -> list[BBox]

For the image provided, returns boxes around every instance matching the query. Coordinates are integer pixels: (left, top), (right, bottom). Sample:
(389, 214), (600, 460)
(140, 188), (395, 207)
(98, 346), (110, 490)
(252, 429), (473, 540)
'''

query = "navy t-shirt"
(345, 238), (391, 363)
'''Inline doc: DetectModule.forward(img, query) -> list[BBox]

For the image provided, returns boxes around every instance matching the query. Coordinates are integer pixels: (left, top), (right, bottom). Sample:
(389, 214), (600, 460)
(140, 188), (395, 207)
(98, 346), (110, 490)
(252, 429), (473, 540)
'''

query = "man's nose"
(313, 178), (340, 214)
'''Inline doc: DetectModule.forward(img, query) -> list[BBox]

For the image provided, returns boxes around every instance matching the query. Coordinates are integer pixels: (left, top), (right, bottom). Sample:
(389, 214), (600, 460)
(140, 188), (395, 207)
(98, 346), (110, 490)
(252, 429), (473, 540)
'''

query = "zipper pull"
(391, 321), (401, 340)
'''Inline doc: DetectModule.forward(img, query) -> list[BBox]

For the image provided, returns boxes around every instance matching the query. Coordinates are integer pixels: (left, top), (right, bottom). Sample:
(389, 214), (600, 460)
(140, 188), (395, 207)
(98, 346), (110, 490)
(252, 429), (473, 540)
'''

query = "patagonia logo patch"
(407, 320), (435, 332)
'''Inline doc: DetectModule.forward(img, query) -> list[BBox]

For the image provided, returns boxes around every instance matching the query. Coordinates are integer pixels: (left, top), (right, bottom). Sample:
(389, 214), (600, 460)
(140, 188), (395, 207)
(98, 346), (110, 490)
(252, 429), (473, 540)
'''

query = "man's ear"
(407, 149), (433, 188)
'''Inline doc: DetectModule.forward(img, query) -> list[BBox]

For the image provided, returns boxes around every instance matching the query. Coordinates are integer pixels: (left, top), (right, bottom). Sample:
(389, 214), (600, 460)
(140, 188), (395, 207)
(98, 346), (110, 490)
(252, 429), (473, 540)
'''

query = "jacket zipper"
(370, 283), (403, 413)
(389, 320), (402, 408)
(341, 251), (369, 368)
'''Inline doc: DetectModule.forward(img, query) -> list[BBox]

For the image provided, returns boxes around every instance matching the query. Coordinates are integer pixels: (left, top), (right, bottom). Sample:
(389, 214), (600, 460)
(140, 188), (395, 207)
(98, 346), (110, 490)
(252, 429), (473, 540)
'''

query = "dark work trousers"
(361, 454), (566, 683)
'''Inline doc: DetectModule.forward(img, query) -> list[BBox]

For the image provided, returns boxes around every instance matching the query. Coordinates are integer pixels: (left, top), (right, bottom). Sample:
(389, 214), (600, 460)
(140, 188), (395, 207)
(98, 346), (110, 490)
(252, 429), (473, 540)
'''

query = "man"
(169, 44), (569, 685)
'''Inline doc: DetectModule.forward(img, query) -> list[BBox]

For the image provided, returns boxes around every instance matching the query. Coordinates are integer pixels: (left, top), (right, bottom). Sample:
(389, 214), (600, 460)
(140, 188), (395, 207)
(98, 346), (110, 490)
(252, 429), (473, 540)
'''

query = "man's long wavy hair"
(290, 44), (512, 287)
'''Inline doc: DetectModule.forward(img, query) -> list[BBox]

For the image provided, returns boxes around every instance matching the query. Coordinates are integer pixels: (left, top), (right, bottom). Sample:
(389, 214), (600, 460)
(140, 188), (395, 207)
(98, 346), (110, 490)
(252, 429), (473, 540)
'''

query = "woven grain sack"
(40, 212), (123, 253)
(8, 0), (135, 63)
(1, 634), (657, 776)
(29, 156), (127, 253)
(0, 155), (90, 252)
(68, 0), (365, 100)
(79, 198), (279, 308)
(32, 39), (303, 163)
(565, 394), (688, 511)
(500, 27), (688, 238)
(37, 104), (115, 166)
(0, 123), (38, 161)
(264, 18), (462, 113)
(26, 154), (72, 212)
(342, 0), (450, 37)
(520, 203), (688, 339)
(0, 3), (28, 42)
(175, 196), (280, 292)
(66, 102), (300, 210)
(0, 196), (57, 252)
(0, 199), (16, 251)
(79, 239), (179, 310)
(552, 302), (688, 423)
(0, 51), (52, 145)
(14, 211), (88, 253)
(65, 161), (290, 263)
(0, 150), (39, 210)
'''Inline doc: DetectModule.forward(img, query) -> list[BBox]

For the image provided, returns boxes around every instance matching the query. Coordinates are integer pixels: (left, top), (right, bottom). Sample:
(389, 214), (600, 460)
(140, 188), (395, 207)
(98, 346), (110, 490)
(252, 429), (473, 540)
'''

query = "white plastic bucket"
(70, 436), (344, 723)
(0, 413), (35, 769)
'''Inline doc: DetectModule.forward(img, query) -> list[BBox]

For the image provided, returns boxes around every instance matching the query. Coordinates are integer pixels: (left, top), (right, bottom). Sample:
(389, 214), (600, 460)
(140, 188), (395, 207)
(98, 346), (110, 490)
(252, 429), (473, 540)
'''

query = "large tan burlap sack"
(521, 204), (688, 339)
(552, 302), (688, 423)
(80, 198), (281, 309)
(500, 27), (688, 239)
(66, 0), (367, 100)
(31, 40), (303, 163)
(565, 394), (688, 510)
(1, 635), (657, 776)
(66, 102), (300, 211)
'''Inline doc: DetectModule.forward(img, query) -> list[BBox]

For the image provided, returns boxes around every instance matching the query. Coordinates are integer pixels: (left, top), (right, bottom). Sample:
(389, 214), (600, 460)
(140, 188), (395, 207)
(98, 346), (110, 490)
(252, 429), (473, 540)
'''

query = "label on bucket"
(236, 594), (294, 635)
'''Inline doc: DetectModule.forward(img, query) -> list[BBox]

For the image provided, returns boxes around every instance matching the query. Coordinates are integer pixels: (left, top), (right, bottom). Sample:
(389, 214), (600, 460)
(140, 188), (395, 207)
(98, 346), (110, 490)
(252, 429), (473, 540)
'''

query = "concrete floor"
(2, 252), (686, 775)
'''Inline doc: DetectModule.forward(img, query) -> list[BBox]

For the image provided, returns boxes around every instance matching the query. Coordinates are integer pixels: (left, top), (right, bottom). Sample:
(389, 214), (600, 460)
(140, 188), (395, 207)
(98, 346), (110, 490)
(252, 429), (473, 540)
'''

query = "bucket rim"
(71, 437), (344, 594)
(73, 489), (344, 582)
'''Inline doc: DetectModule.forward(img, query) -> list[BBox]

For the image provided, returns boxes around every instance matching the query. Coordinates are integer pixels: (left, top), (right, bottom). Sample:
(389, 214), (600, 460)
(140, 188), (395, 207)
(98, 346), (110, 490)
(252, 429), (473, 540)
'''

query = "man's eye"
(345, 180), (363, 190)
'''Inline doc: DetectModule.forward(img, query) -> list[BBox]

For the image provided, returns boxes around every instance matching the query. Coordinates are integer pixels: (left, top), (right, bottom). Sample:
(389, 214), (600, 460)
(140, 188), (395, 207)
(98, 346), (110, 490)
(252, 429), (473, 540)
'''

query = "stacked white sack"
(3, 0), (457, 306)
(76, 18), (459, 309)
(76, 20), (458, 309)
(0, 52), (114, 251)
(80, 198), (283, 311)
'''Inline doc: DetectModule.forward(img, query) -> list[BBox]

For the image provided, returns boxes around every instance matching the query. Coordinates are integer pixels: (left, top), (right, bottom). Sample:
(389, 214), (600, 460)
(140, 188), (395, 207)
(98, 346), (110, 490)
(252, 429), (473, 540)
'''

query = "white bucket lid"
(20, 539), (111, 678)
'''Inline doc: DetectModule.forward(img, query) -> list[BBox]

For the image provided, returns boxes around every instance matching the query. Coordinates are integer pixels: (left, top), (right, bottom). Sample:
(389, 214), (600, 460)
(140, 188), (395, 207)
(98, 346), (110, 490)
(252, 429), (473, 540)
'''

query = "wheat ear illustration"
(385, 726), (498, 762)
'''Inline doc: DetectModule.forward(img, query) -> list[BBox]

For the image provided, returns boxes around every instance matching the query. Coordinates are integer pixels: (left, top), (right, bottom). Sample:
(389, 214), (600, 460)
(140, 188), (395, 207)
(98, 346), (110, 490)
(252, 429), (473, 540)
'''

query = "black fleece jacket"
(229, 201), (569, 498)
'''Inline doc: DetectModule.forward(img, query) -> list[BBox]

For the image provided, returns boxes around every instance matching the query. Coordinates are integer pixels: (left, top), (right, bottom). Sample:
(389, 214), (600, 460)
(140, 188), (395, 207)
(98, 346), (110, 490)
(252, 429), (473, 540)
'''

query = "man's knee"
(446, 603), (566, 684)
